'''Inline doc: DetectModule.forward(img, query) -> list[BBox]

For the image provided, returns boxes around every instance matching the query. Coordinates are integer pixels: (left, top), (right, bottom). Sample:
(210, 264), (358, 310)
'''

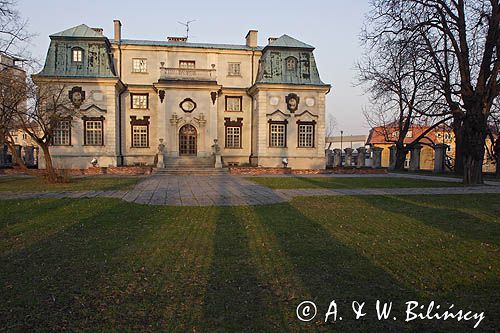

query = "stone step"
(154, 168), (228, 176)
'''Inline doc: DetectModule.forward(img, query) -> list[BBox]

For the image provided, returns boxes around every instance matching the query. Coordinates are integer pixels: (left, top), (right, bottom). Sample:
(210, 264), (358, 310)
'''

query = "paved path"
(0, 173), (499, 206)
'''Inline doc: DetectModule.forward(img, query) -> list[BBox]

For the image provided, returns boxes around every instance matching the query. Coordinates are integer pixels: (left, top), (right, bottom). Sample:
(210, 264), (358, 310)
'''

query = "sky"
(18, 0), (372, 135)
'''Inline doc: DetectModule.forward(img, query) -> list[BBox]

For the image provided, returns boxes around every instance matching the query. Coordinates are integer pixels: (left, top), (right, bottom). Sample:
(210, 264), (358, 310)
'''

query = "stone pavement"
(0, 173), (499, 206)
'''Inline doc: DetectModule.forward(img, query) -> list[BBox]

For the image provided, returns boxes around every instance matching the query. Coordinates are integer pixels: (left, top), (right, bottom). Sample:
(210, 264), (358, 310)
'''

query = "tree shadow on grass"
(250, 204), (492, 331)
(250, 202), (427, 332)
(0, 198), (177, 331)
(360, 195), (500, 247)
(201, 206), (279, 332)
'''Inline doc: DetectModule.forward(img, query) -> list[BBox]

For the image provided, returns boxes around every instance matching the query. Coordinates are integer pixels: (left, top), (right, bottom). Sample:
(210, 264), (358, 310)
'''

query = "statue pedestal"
(157, 153), (164, 168)
(214, 154), (222, 168)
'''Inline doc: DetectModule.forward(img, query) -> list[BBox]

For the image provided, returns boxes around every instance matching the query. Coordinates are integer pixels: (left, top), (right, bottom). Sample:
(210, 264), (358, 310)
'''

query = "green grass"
(0, 195), (498, 331)
(246, 176), (465, 189)
(0, 176), (141, 192)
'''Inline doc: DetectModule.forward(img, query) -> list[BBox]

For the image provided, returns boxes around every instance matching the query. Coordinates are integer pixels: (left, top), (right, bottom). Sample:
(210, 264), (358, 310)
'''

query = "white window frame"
(131, 94), (148, 109)
(270, 123), (286, 148)
(298, 124), (314, 148)
(226, 126), (241, 148)
(226, 96), (242, 112)
(53, 120), (71, 146)
(84, 120), (103, 146)
(132, 58), (147, 73)
(132, 125), (148, 148)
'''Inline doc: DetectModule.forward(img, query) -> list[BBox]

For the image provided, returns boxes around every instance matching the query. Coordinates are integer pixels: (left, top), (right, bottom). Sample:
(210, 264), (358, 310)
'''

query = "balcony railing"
(159, 67), (216, 82)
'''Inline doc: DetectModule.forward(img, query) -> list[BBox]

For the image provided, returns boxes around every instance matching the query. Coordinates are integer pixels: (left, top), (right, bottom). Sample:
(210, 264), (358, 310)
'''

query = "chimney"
(114, 19), (122, 42)
(268, 37), (277, 45)
(167, 36), (187, 42)
(91, 27), (103, 34)
(245, 30), (258, 48)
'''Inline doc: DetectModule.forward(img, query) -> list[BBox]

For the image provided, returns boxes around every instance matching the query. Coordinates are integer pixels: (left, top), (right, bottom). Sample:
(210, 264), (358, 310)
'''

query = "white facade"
(34, 23), (330, 169)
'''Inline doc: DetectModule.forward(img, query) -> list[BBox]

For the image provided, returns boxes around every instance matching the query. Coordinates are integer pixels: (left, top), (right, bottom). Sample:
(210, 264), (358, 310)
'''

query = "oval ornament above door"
(179, 98), (197, 113)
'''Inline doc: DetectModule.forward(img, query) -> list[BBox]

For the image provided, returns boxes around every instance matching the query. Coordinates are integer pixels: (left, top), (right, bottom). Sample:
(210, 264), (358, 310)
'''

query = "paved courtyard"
(0, 173), (499, 206)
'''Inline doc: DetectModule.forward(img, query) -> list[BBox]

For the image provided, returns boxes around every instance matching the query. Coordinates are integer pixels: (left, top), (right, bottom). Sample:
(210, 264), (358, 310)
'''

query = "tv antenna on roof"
(177, 20), (196, 40)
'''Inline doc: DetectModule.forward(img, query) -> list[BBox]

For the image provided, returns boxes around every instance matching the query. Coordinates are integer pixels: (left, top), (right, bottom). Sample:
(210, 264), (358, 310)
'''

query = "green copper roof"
(50, 24), (105, 39)
(267, 35), (314, 49)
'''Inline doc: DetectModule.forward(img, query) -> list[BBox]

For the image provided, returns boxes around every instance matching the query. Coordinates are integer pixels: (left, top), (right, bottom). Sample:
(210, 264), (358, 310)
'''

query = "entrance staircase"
(155, 156), (228, 176)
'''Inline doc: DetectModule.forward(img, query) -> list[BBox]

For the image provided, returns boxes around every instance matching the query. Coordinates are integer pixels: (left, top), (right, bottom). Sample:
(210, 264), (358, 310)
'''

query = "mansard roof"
(267, 35), (314, 50)
(112, 39), (263, 51)
(50, 24), (105, 39)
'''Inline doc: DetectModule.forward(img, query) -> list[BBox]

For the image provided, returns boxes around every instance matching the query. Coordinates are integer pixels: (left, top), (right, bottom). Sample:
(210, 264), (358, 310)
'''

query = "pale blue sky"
(19, 0), (371, 134)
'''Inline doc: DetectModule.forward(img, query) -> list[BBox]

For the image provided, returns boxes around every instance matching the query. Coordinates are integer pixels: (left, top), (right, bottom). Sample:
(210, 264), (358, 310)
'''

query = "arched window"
(72, 47), (83, 63)
(286, 56), (297, 71)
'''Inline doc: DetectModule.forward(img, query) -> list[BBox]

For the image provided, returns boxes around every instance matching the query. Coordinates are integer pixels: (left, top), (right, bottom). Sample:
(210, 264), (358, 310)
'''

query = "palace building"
(33, 21), (330, 169)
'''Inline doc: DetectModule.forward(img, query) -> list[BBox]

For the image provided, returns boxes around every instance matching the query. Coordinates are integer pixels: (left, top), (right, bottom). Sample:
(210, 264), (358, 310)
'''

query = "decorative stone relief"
(269, 96), (279, 106)
(305, 97), (315, 107)
(69, 86), (85, 108)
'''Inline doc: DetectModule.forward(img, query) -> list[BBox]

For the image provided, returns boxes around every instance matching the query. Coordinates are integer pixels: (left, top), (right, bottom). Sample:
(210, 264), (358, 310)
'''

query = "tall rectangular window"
(228, 62), (241, 76)
(298, 123), (314, 147)
(179, 60), (195, 69)
(225, 96), (242, 112)
(132, 125), (148, 148)
(226, 127), (241, 148)
(132, 58), (147, 73)
(53, 120), (71, 146)
(84, 119), (103, 146)
(270, 122), (286, 147)
(131, 93), (148, 109)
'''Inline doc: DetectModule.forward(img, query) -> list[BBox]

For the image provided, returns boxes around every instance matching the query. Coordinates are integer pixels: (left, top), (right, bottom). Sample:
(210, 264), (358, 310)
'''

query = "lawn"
(0, 195), (498, 331)
(0, 176), (141, 192)
(246, 176), (465, 189)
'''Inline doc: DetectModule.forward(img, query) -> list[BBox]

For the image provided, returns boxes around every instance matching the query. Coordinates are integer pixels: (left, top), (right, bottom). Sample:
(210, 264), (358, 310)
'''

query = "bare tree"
(0, 0), (31, 57)
(364, 0), (499, 184)
(15, 79), (76, 182)
(359, 35), (449, 170)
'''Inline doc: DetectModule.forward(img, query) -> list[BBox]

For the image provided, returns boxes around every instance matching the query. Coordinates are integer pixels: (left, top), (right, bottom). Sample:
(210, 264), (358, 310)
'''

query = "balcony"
(159, 67), (217, 82)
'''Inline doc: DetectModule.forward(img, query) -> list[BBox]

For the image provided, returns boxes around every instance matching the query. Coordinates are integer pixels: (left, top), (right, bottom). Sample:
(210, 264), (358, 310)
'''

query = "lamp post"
(340, 130), (343, 166)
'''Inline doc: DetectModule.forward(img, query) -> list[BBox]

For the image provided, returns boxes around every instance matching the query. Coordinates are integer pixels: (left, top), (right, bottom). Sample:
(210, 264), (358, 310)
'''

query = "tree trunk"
(461, 111), (487, 185)
(452, 116), (464, 176)
(394, 143), (407, 171)
(5, 141), (29, 172)
(495, 137), (500, 178)
(40, 144), (58, 183)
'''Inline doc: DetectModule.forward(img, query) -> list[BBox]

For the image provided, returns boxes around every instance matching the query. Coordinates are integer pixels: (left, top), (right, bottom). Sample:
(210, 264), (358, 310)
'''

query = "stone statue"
(157, 138), (165, 168)
(212, 139), (222, 168)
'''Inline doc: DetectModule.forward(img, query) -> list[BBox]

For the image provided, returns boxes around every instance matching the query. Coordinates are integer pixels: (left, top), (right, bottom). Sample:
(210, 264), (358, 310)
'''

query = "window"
(84, 118), (104, 146)
(226, 127), (241, 148)
(224, 117), (243, 149)
(132, 58), (147, 73)
(72, 48), (83, 63)
(130, 116), (150, 148)
(53, 120), (71, 146)
(179, 60), (195, 69)
(228, 62), (241, 76)
(225, 96), (242, 112)
(132, 126), (148, 147)
(298, 122), (315, 148)
(269, 121), (287, 147)
(131, 93), (148, 109)
(286, 57), (297, 71)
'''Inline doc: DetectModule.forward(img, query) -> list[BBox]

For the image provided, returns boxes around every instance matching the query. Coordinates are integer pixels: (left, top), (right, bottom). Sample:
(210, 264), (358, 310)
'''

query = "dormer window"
(286, 57), (297, 71)
(72, 47), (83, 63)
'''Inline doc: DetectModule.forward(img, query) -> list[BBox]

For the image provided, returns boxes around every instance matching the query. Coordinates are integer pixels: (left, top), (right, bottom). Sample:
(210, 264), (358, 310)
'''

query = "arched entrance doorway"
(179, 124), (197, 156)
